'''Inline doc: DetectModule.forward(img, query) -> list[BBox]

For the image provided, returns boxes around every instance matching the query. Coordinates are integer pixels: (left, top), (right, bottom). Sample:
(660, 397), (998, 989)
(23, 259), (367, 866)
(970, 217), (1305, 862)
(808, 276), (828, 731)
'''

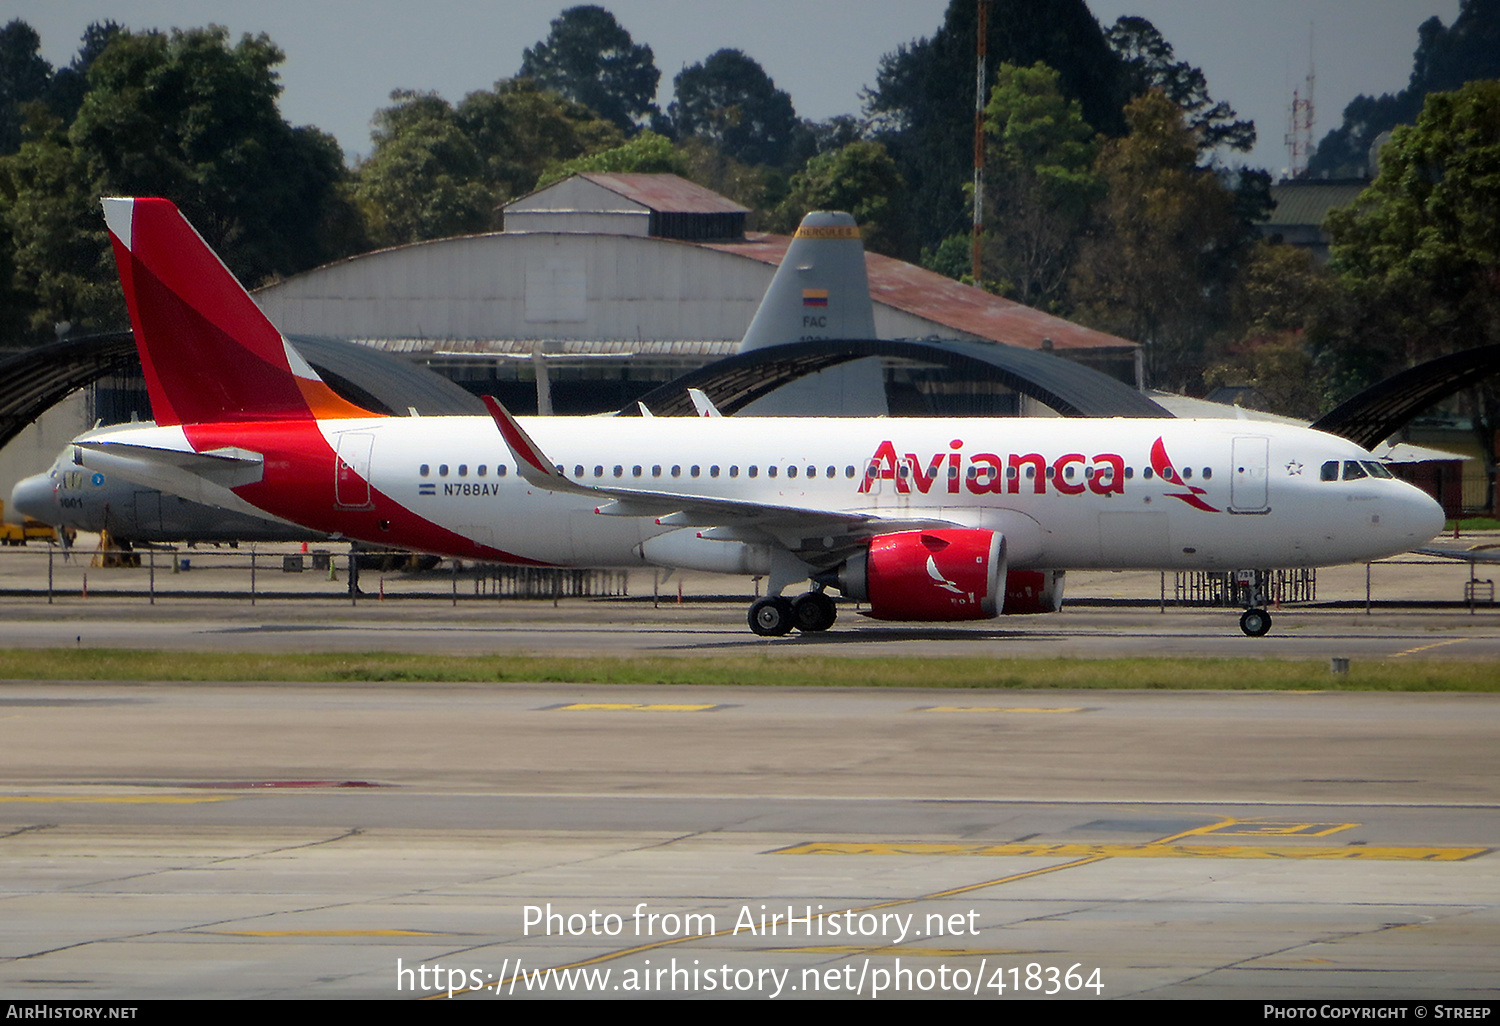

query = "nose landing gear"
(1239, 607), (1273, 637)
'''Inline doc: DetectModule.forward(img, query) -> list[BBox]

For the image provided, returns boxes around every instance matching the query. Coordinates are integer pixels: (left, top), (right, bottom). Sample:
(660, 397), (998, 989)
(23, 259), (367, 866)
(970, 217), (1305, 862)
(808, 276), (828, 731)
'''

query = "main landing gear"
(748, 589), (837, 637)
(1239, 607), (1272, 637)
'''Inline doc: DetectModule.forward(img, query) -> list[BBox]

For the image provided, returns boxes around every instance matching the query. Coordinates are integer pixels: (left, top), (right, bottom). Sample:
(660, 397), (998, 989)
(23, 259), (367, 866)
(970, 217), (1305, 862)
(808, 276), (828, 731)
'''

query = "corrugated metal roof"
(696, 234), (1137, 352)
(577, 173), (750, 215)
(1264, 181), (1368, 227)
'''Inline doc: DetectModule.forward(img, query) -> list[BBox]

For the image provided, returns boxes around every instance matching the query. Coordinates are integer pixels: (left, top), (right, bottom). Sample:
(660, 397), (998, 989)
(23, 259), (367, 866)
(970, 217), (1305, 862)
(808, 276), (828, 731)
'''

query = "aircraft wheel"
(1239, 608), (1272, 637)
(792, 591), (837, 632)
(748, 597), (794, 637)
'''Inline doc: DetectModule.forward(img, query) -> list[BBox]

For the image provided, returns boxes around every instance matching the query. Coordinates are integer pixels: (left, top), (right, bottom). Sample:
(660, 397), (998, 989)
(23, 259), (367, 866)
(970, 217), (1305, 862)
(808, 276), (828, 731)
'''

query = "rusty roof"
(696, 234), (1137, 352)
(578, 173), (750, 215)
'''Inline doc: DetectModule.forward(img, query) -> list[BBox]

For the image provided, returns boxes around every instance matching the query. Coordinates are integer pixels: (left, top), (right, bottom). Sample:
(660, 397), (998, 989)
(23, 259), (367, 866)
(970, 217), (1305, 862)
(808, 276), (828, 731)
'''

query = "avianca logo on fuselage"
(858, 437), (1221, 512)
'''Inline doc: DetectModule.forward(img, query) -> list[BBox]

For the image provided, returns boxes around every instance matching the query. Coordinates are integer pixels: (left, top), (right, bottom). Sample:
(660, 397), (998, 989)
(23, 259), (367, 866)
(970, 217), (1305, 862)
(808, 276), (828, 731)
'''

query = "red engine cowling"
(836, 529), (1005, 621)
(1002, 569), (1066, 615)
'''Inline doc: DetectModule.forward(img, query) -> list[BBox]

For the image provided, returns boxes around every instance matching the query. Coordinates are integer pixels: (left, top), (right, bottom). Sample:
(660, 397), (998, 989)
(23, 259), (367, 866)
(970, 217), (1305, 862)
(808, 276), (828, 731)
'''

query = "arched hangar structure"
(630, 338), (1170, 418)
(0, 332), (484, 451)
(1310, 343), (1500, 450)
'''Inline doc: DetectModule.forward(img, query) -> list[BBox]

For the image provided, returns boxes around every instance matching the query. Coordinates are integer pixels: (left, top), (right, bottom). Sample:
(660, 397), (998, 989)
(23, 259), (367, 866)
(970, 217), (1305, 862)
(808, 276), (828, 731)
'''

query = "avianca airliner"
(74, 198), (1444, 637)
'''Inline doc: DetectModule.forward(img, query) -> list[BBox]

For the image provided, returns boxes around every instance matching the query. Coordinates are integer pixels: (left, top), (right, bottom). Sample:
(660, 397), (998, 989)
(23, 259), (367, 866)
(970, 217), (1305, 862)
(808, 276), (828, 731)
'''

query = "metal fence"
(0, 542), (628, 605)
(1174, 568), (1318, 607)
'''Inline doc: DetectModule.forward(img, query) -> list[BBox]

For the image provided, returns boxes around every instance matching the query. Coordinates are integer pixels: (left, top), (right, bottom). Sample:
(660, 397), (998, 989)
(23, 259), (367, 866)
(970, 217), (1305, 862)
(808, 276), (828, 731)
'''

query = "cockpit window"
(1320, 460), (1338, 482)
(1342, 461), (1368, 481)
(1361, 460), (1395, 479)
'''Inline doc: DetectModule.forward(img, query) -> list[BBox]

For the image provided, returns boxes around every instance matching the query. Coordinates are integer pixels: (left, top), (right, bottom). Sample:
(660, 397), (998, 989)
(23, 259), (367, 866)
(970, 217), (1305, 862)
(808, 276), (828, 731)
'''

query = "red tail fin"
(102, 197), (373, 425)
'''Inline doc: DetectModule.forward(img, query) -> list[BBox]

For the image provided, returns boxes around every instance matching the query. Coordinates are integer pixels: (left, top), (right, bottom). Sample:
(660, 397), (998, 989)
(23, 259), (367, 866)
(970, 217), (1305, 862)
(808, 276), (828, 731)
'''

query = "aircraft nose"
(1399, 483), (1446, 546)
(9, 473), (57, 524)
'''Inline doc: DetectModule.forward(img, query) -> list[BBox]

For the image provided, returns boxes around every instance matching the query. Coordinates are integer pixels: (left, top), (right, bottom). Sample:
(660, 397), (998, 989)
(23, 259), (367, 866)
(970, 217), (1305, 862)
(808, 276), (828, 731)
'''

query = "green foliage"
(980, 62), (1102, 309)
(70, 27), (358, 285)
(0, 19), (52, 155)
(1070, 90), (1248, 391)
(1324, 80), (1500, 503)
(1310, 0), (1500, 177)
(1, 25), (361, 340)
(1106, 16), (1254, 155)
(674, 137), (779, 218)
(356, 79), (623, 246)
(355, 91), (490, 245)
(766, 141), (908, 256)
(1326, 80), (1500, 367)
(669, 49), (800, 169)
(864, 0), (1125, 255)
(919, 233), (974, 282)
(3, 648), (1497, 691)
(1204, 242), (1344, 418)
(518, 5), (660, 133)
(534, 130), (683, 190)
(2, 109), (120, 334)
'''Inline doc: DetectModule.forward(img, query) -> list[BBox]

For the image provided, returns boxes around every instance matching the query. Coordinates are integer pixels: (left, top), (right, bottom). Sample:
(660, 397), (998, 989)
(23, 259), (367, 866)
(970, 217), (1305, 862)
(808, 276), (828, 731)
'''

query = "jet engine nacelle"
(1002, 568), (1066, 615)
(834, 528), (1006, 621)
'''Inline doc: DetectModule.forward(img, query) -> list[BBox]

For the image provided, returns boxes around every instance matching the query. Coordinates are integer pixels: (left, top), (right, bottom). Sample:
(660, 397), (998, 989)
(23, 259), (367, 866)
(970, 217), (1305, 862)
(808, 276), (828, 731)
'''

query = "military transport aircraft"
(68, 197), (1445, 637)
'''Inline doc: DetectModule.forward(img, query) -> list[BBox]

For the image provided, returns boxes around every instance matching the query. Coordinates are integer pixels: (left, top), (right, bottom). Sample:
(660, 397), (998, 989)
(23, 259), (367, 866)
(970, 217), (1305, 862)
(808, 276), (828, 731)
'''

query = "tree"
(518, 5), (659, 132)
(1204, 241), (1344, 419)
(767, 141), (909, 256)
(1069, 90), (1248, 391)
(3, 26), (362, 339)
(43, 21), (123, 127)
(979, 62), (1102, 309)
(1106, 16), (1253, 155)
(71, 27), (357, 283)
(357, 79), (623, 245)
(1324, 80), (1500, 501)
(1310, 0), (1500, 177)
(0, 19), (53, 155)
(669, 49), (800, 168)
(864, 0), (1125, 255)
(456, 78), (621, 200)
(356, 91), (491, 245)
(534, 130), (683, 190)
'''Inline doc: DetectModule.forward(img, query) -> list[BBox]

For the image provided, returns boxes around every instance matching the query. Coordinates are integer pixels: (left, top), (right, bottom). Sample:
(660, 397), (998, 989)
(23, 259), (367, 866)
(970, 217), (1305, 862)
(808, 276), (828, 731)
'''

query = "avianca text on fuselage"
(858, 436), (1215, 506)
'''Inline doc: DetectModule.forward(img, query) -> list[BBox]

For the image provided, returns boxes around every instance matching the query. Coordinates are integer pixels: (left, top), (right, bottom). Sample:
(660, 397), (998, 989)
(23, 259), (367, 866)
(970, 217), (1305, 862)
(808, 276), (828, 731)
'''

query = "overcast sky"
(9, 0), (1461, 175)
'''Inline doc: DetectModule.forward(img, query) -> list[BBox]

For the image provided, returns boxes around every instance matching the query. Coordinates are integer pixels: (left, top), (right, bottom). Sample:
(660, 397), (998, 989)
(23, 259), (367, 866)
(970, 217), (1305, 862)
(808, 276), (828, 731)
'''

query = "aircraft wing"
(482, 396), (952, 553)
(1414, 543), (1500, 563)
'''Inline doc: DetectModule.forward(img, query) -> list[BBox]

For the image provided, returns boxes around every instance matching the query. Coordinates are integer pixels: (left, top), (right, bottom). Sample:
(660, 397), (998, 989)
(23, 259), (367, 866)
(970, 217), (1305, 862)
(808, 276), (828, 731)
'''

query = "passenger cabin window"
(420, 464), (430, 477)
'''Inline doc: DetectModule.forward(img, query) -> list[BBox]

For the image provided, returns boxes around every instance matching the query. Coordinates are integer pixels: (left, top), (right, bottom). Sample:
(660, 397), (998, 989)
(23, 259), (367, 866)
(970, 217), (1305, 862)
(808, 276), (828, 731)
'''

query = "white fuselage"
(324, 415), (1441, 572)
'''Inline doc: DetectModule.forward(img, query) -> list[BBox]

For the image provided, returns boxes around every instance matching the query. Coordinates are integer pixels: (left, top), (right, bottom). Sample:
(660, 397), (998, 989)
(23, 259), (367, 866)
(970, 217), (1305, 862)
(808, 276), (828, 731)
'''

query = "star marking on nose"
(1286, 460), (1303, 476)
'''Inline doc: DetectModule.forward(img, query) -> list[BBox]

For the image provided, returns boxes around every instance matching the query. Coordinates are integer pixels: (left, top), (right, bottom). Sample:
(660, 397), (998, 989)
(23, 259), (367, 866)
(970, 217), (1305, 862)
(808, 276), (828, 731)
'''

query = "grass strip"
(0, 650), (1496, 691)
